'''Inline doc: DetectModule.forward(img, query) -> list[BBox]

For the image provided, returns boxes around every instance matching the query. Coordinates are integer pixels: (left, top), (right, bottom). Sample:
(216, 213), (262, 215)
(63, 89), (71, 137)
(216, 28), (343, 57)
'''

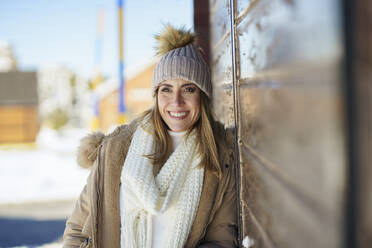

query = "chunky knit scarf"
(120, 122), (204, 248)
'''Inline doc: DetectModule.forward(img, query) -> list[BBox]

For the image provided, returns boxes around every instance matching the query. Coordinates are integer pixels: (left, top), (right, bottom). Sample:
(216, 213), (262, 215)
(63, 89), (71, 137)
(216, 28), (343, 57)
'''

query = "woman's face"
(157, 79), (201, 132)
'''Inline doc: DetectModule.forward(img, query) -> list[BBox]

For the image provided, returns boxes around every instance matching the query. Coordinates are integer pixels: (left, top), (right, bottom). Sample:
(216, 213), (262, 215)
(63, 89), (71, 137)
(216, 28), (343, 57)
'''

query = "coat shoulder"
(76, 118), (139, 168)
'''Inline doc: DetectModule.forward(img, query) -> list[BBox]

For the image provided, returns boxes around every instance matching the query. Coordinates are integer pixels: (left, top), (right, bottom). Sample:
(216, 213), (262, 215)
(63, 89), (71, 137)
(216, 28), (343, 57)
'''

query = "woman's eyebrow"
(159, 83), (173, 87)
(181, 83), (196, 87)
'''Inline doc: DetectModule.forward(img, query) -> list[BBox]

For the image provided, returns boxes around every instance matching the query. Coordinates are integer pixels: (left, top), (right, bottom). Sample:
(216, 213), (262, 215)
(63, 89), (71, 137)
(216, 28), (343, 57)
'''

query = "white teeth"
(170, 112), (187, 117)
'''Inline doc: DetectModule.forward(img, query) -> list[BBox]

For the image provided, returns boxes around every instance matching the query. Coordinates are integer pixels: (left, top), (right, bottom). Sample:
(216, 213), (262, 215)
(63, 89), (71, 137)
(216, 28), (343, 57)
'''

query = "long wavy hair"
(141, 90), (222, 179)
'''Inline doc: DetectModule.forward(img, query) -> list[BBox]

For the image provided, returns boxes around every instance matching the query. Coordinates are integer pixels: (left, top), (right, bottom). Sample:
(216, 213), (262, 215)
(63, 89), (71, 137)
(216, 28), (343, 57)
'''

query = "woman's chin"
(169, 126), (188, 132)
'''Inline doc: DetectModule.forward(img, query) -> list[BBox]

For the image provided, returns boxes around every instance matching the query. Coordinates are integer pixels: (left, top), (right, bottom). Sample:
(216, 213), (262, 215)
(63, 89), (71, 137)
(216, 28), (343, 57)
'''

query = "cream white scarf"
(120, 122), (204, 248)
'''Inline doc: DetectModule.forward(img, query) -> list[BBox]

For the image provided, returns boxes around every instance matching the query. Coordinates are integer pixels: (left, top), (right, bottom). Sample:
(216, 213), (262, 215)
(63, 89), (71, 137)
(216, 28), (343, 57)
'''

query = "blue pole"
(118, 0), (126, 124)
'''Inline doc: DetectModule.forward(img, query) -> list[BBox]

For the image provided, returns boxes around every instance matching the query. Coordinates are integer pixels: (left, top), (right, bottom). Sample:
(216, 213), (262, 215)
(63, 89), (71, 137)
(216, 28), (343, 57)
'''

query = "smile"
(169, 111), (188, 118)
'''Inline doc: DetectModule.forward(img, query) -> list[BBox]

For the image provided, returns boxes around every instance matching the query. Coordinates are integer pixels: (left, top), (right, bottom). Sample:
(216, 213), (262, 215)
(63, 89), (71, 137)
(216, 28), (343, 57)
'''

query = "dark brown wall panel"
(355, 64), (372, 247)
(353, 0), (372, 246)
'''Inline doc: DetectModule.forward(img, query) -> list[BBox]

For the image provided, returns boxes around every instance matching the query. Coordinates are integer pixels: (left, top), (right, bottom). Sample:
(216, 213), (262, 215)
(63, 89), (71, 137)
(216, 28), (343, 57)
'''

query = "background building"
(0, 71), (39, 143)
(94, 59), (157, 132)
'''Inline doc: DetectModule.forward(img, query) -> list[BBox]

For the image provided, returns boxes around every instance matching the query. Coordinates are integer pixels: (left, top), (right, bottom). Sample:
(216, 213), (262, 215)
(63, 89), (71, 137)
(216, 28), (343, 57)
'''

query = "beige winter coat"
(63, 119), (238, 248)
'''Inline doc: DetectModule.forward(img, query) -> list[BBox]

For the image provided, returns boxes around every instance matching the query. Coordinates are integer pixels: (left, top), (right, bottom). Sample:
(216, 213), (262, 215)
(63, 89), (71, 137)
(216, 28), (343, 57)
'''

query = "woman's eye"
(160, 87), (170, 93)
(184, 87), (196, 93)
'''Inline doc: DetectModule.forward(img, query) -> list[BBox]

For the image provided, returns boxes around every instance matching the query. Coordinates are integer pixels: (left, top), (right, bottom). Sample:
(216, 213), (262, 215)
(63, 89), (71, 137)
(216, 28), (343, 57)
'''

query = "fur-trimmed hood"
(77, 132), (105, 168)
(77, 119), (139, 169)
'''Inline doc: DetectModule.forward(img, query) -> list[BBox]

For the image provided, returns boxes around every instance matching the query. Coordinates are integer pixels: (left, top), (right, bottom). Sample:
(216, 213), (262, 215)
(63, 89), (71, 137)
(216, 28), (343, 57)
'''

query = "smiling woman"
(157, 79), (201, 132)
(63, 25), (238, 248)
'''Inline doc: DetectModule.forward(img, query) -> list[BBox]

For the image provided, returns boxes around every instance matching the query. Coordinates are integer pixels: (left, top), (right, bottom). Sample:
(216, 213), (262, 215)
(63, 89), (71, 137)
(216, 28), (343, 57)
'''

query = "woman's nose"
(172, 91), (184, 105)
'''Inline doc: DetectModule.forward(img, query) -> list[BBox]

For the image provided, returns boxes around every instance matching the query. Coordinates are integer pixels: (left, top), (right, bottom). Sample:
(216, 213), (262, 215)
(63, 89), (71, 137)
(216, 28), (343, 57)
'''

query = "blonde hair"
(141, 90), (222, 179)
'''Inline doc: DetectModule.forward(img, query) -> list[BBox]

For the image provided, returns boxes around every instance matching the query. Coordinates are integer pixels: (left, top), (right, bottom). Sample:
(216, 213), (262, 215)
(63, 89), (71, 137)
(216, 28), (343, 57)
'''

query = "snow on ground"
(0, 127), (91, 204)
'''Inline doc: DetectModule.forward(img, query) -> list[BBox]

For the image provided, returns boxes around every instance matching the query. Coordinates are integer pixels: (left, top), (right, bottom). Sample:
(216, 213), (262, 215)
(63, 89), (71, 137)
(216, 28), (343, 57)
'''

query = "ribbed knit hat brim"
(152, 43), (211, 98)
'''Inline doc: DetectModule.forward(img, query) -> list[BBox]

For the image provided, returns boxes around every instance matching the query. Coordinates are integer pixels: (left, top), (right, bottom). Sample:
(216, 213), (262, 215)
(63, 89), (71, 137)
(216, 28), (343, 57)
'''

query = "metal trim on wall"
(229, 0), (243, 246)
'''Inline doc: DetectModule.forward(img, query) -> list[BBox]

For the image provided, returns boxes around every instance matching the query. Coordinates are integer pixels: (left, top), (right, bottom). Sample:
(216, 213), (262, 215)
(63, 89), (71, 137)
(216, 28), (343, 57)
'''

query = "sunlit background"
(0, 0), (192, 247)
(1, 0), (371, 247)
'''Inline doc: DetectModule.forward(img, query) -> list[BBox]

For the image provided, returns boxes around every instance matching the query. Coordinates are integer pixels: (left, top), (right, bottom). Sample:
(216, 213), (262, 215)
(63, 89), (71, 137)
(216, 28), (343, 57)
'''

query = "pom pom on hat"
(154, 24), (197, 56)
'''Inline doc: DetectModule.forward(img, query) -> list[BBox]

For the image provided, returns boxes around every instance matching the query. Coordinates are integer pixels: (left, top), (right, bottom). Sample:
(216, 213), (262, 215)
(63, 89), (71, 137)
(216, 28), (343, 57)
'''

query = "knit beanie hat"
(152, 25), (212, 98)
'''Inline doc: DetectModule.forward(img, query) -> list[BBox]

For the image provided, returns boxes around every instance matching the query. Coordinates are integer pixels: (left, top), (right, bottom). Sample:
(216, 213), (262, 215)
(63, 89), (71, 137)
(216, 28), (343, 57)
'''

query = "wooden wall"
(98, 63), (155, 132)
(99, 90), (120, 133)
(125, 63), (155, 118)
(208, 0), (347, 247)
(0, 105), (39, 143)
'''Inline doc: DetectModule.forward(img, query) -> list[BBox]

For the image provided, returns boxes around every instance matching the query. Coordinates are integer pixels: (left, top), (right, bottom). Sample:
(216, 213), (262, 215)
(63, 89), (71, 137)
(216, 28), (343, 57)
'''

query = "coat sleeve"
(62, 158), (98, 248)
(198, 162), (239, 247)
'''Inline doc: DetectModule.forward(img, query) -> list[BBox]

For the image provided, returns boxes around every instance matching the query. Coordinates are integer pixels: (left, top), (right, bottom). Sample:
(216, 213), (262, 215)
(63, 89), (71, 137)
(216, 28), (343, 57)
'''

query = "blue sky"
(0, 0), (192, 78)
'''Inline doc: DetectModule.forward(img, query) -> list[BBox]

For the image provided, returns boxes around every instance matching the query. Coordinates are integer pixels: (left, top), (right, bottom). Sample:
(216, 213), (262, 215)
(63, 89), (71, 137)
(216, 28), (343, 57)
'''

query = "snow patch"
(0, 127), (90, 204)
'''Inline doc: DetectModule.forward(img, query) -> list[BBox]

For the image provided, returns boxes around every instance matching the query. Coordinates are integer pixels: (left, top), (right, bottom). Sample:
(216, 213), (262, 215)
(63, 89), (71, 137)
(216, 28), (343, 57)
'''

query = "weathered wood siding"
(98, 63), (155, 132)
(209, 0), (347, 247)
(0, 105), (39, 143)
(0, 71), (39, 143)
